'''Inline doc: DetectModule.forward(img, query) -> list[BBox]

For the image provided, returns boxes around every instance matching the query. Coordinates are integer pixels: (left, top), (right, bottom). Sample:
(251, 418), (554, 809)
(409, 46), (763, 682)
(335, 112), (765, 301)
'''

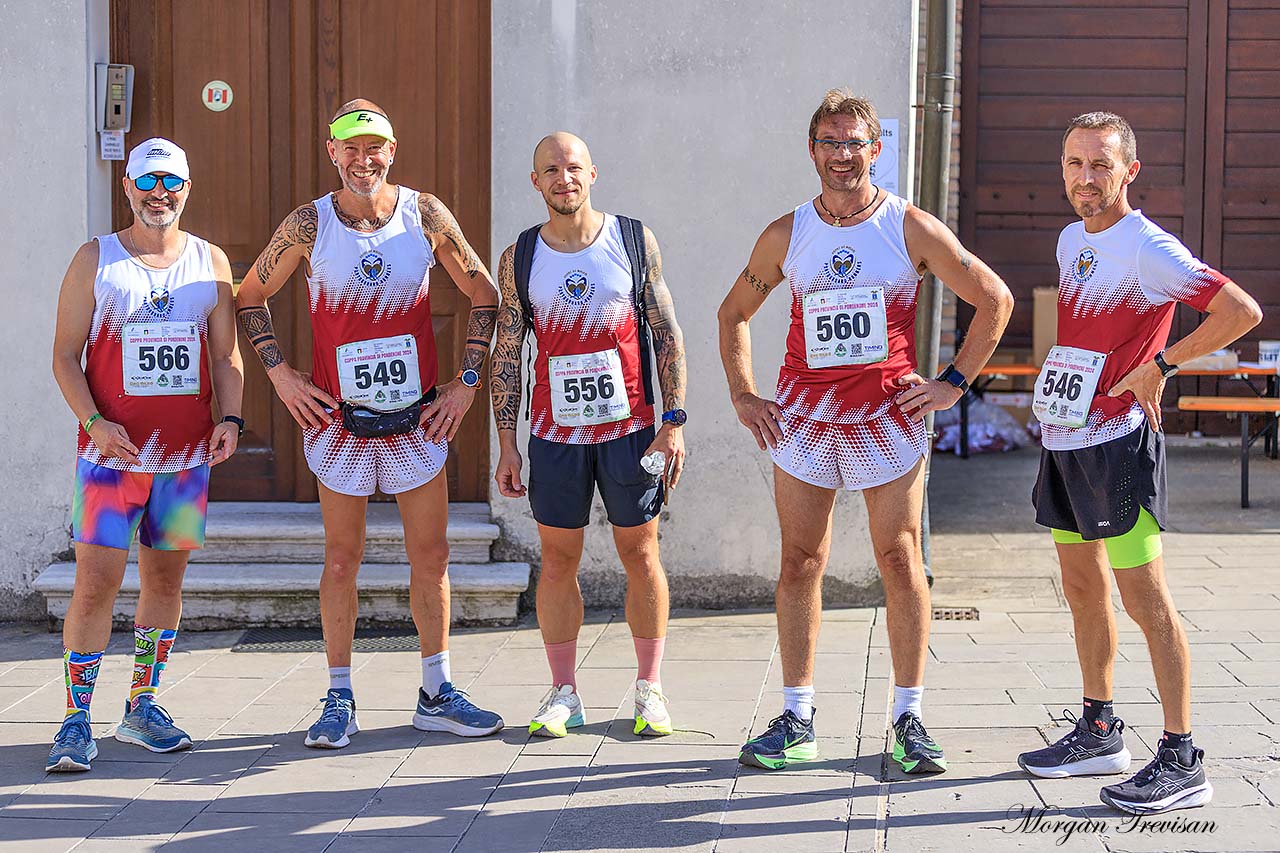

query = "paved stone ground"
(0, 442), (1276, 852)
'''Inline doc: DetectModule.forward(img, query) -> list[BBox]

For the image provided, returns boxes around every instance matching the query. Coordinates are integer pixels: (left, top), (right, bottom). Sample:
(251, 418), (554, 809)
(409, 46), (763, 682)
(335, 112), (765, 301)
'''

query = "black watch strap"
(1154, 351), (1179, 377)
(936, 363), (970, 393)
(222, 415), (246, 436)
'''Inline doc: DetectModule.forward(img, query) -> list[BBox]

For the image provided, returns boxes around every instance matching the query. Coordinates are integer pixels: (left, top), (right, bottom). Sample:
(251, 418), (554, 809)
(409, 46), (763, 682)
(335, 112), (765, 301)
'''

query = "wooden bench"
(1177, 396), (1280, 508)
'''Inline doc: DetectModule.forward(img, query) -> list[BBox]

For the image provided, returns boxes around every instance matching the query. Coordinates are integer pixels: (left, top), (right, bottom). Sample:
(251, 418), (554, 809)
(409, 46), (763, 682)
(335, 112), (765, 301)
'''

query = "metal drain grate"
(232, 627), (420, 653)
(931, 606), (980, 621)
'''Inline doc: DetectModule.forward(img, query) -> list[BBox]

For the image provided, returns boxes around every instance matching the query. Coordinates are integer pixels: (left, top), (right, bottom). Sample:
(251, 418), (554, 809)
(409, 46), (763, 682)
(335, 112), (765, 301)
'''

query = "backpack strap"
(616, 215), (656, 407)
(513, 225), (541, 419)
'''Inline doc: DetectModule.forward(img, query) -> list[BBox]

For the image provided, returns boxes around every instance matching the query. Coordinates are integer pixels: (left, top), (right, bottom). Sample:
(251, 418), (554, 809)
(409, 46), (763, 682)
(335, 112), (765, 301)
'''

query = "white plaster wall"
(0, 0), (110, 618)
(491, 1), (917, 606)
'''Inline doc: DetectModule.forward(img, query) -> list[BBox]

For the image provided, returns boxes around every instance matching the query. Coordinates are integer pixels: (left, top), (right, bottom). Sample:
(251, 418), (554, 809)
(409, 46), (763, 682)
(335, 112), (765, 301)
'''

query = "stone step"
(34, 561), (530, 629)
(138, 501), (501, 564)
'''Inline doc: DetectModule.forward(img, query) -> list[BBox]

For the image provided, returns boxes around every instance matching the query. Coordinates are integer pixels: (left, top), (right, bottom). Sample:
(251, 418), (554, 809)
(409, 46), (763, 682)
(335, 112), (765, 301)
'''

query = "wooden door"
(959, 0), (1207, 350)
(1202, 0), (1280, 347)
(110, 0), (491, 501)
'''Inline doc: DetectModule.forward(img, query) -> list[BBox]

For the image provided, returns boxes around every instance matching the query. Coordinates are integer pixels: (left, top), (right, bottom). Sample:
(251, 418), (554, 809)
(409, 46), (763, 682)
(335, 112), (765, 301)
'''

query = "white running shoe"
(529, 684), (585, 738)
(633, 679), (673, 737)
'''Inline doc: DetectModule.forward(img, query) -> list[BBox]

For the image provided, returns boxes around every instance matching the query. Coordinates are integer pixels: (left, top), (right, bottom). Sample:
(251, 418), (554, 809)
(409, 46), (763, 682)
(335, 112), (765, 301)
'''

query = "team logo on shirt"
(1073, 249), (1098, 283)
(560, 270), (594, 305)
(357, 250), (391, 285)
(146, 283), (173, 318)
(825, 246), (862, 282)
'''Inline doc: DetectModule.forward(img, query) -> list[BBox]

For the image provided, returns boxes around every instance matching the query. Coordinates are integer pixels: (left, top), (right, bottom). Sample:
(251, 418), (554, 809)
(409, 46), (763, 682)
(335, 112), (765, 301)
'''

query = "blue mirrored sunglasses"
(133, 173), (187, 192)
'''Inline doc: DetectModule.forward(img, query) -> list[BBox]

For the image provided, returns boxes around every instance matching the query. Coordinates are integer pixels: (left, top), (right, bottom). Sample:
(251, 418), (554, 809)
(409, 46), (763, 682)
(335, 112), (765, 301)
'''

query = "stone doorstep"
(33, 561), (531, 629)
(140, 501), (500, 565)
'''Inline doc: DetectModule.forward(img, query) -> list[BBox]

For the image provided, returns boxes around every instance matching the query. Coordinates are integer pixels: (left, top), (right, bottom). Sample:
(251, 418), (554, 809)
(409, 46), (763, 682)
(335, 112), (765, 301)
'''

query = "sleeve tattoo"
(643, 230), (687, 413)
(461, 306), (497, 373)
(252, 204), (316, 285)
(490, 246), (525, 431)
(236, 306), (284, 371)
(420, 193), (483, 278)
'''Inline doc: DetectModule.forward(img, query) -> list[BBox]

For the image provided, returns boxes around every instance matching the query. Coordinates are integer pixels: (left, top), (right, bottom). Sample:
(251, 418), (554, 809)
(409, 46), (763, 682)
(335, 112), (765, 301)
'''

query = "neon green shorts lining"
(1051, 507), (1162, 569)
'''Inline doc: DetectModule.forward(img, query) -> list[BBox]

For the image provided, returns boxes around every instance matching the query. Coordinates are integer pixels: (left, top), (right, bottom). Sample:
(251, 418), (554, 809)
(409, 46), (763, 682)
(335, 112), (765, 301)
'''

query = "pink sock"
(544, 639), (577, 690)
(633, 635), (666, 686)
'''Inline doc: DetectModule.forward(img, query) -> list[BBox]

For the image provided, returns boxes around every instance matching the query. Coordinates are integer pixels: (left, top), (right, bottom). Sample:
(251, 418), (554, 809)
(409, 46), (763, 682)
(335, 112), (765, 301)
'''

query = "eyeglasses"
(811, 138), (877, 154)
(133, 173), (187, 192)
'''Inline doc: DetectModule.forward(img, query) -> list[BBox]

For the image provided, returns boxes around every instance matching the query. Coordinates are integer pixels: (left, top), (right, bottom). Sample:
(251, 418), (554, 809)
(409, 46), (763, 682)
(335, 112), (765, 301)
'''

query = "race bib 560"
(803, 287), (889, 368)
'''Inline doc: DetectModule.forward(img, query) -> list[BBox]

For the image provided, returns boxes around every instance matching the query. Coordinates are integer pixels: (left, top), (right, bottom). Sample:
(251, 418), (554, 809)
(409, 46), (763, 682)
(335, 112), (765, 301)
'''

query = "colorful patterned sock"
(130, 625), (178, 708)
(64, 649), (104, 720)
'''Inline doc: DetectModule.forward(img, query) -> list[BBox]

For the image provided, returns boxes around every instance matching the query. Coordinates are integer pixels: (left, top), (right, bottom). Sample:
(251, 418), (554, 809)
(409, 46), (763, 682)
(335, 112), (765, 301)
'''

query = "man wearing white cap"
(237, 99), (504, 747)
(48, 137), (244, 771)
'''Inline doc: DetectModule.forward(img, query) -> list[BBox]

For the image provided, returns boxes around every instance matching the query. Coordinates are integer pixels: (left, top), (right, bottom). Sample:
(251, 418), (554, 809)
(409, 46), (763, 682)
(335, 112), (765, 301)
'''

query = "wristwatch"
(935, 363), (970, 393)
(457, 368), (481, 388)
(1153, 351), (1180, 378)
(662, 409), (687, 426)
(221, 415), (245, 436)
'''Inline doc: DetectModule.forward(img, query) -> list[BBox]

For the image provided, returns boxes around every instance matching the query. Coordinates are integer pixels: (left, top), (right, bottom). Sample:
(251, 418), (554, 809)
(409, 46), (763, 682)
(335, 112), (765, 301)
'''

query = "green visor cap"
(329, 109), (396, 143)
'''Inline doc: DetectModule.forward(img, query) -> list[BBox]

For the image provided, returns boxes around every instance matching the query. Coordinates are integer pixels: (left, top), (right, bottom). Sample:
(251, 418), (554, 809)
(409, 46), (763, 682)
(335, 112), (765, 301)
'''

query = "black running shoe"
(892, 712), (947, 774)
(1100, 747), (1214, 815)
(1018, 710), (1131, 778)
(739, 709), (819, 770)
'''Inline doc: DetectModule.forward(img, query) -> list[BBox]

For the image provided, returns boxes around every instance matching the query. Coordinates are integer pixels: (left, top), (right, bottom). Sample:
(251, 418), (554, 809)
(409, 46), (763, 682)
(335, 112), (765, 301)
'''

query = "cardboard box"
(1033, 286), (1058, 366)
(1181, 350), (1239, 371)
(984, 391), (1034, 430)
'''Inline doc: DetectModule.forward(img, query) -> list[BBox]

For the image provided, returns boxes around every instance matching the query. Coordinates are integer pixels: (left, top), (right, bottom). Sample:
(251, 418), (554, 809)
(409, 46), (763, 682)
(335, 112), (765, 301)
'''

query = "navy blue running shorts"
(528, 426), (663, 529)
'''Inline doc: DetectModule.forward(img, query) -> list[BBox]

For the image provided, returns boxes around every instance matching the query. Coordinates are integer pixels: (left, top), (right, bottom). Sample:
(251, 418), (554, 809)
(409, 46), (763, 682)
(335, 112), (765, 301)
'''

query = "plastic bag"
(933, 395), (1031, 455)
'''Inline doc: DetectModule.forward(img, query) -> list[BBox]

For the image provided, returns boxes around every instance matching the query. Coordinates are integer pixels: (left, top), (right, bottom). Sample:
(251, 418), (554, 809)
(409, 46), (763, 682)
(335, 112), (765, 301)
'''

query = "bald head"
(332, 98), (389, 123)
(530, 132), (596, 217)
(533, 132), (592, 170)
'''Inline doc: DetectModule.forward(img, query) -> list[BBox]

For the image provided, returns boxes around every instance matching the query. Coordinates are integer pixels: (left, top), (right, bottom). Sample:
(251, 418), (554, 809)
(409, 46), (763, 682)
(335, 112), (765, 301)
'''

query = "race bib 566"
(123, 322), (201, 396)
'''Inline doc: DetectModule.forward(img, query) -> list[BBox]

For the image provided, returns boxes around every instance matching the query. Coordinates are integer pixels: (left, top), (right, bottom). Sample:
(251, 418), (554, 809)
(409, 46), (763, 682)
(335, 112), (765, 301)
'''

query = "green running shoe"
(739, 709), (819, 771)
(892, 711), (947, 774)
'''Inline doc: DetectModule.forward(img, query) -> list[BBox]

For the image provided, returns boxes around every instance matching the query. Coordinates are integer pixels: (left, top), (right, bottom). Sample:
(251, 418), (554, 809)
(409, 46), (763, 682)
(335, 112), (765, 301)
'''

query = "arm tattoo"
(252, 204), (316, 285)
(420, 193), (482, 278)
(960, 252), (973, 271)
(236, 306), (284, 371)
(743, 266), (774, 296)
(461, 306), (497, 373)
(490, 246), (525, 431)
(643, 229), (687, 413)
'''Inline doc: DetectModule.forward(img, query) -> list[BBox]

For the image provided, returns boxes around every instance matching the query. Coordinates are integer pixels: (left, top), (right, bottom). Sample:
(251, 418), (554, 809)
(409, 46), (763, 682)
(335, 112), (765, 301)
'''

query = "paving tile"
(0, 817), (105, 853)
(4, 761), (159, 821)
(716, 791), (850, 852)
(342, 774), (498, 836)
(207, 752), (402, 816)
(87, 782), (224, 840)
(396, 731), (524, 778)
(166, 812), (349, 852)
(1028, 660), (1240, 689)
(1222, 661), (1280, 687)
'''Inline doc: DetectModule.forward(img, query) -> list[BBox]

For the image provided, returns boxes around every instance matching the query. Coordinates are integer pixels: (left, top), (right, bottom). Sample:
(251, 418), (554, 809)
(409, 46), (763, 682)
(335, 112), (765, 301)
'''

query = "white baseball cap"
(126, 137), (190, 182)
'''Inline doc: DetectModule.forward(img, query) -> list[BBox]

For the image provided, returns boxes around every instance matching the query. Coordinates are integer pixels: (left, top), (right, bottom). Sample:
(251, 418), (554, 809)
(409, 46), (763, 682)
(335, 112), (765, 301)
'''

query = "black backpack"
(512, 215), (655, 418)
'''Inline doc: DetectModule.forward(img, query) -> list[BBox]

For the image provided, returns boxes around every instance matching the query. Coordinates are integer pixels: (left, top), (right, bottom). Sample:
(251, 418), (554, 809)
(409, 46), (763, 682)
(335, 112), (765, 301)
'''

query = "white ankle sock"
(422, 651), (451, 697)
(782, 685), (815, 721)
(893, 685), (923, 722)
(329, 666), (352, 692)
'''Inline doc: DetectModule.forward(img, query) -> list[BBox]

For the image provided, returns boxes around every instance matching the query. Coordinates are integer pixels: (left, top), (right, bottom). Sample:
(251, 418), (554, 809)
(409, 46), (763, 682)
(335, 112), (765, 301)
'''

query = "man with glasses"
(48, 137), (244, 771)
(236, 99), (504, 748)
(491, 132), (686, 739)
(718, 90), (1013, 772)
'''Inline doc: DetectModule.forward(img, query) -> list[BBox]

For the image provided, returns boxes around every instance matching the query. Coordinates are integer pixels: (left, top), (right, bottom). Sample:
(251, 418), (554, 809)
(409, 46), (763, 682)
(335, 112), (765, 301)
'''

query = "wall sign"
(203, 80), (233, 112)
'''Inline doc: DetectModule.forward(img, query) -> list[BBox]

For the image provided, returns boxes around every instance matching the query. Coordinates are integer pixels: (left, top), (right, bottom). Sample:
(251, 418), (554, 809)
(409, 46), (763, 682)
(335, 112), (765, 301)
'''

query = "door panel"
(110, 0), (491, 501)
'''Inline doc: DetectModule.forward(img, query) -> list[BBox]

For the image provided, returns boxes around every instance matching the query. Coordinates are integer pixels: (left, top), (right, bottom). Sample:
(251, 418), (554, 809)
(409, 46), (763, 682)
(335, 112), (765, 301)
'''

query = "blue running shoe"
(413, 682), (503, 737)
(739, 709), (819, 770)
(114, 695), (192, 753)
(47, 711), (97, 772)
(305, 688), (359, 749)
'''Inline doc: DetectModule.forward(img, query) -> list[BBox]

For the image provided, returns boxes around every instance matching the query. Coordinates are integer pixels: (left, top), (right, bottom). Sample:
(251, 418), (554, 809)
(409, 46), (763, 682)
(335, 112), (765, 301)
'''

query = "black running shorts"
(528, 426), (663, 529)
(1032, 422), (1167, 540)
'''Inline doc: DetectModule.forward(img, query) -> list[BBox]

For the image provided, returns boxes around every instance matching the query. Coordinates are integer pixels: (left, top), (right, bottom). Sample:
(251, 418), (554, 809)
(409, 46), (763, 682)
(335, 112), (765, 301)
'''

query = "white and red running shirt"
(79, 233), (217, 472)
(777, 192), (922, 424)
(1043, 210), (1229, 451)
(306, 186), (439, 407)
(527, 214), (654, 444)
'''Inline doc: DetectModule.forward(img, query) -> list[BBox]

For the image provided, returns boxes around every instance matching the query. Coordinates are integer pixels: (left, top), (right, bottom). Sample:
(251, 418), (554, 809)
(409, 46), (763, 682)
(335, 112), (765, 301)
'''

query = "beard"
(545, 189), (587, 216)
(343, 165), (387, 198)
(1068, 185), (1118, 219)
(131, 197), (182, 228)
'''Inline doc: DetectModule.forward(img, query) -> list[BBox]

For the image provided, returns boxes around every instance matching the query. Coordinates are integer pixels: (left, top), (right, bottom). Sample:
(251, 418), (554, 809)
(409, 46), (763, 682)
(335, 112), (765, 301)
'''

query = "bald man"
(491, 133), (687, 738)
(237, 98), (503, 747)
